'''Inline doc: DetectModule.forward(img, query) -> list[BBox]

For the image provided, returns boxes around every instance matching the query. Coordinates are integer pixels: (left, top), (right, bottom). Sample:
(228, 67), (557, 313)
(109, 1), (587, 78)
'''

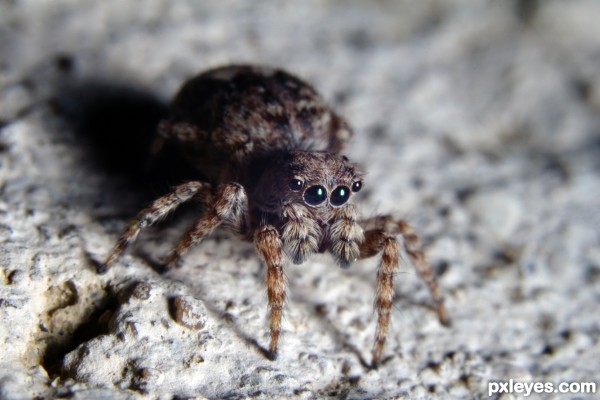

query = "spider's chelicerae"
(100, 65), (448, 367)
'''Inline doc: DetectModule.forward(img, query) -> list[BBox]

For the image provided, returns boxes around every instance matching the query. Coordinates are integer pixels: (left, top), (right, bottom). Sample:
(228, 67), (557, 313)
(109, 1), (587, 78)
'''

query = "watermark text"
(488, 379), (596, 397)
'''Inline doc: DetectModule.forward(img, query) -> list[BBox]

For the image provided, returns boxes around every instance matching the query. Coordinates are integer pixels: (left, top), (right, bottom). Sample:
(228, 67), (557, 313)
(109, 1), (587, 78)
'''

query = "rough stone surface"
(1, 1), (599, 399)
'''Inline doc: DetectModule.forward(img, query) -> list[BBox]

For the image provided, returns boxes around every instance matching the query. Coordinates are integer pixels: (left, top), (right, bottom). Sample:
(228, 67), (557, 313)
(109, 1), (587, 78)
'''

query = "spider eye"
(352, 181), (362, 193)
(303, 185), (327, 206)
(331, 186), (350, 206)
(289, 179), (304, 191)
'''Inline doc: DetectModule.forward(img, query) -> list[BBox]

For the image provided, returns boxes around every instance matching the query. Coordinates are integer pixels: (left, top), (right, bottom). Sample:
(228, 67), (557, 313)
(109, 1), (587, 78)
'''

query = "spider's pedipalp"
(281, 203), (321, 264)
(328, 204), (364, 268)
(99, 181), (207, 273)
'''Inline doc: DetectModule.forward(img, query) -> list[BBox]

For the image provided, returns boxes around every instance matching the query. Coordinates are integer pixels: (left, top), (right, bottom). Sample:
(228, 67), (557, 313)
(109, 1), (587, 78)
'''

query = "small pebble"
(171, 295), (207, 330)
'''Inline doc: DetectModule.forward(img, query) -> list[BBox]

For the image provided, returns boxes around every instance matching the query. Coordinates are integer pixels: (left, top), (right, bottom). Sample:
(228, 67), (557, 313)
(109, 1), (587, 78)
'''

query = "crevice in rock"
(39, 286), (120, 379)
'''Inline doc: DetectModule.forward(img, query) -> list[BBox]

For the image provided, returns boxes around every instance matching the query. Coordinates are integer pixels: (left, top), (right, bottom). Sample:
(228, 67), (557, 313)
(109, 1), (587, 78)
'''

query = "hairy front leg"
(164, 183), (248, 268)
(100, 181), (207, 273)
(254, 225), (286, 360)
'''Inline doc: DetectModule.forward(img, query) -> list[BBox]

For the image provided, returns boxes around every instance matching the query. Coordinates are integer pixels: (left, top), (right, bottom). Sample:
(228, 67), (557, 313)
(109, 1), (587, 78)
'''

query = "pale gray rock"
(1, 1), (599, 399)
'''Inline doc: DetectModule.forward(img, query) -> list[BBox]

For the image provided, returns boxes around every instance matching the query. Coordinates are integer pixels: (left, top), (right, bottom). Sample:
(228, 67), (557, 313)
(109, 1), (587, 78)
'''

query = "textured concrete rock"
(1, 1), (599, 399)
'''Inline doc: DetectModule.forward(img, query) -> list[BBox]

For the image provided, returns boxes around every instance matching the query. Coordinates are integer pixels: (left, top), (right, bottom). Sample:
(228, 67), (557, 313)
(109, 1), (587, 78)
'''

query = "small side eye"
(331, 186), (350, 206)
(304, 185), (327, 206)
(289, 179), (304, 191)
(352, 181), (362, 192)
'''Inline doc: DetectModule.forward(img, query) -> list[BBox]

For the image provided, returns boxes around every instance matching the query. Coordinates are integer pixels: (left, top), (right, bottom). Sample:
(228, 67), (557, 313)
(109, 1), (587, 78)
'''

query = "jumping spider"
(100, 65), (448, 367)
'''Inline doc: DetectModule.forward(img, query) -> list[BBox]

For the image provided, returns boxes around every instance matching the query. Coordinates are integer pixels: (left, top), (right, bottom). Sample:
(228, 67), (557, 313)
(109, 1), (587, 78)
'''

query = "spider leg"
(396, 220), (448, 325)
(359, 228), (399, 368)
(359, 215), (448, 367)
(99, 181), (207, 273)
(254, 225), (286, 360)
(164, 183), (248, 268)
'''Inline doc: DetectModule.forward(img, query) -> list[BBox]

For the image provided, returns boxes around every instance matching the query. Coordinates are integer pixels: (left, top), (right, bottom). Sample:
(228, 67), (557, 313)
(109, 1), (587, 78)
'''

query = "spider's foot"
(369, 360), (380, 370)
(97, 252), (118, 274)
(370, 352), (381, 370)
(163, 252), (183, 271)
(266, 339), (279, 361)
(266, 349), (278, 361)
(437, 303), (451, 327)
(97, 262), (111, 275)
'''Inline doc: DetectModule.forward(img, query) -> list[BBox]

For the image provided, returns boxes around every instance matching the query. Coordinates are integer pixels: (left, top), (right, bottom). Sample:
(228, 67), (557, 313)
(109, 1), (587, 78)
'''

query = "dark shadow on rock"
(310, 302), (373, 369)
(175, 280), (274, 361)
(52, 79), (194, 190)
(56, 80), (167, 174)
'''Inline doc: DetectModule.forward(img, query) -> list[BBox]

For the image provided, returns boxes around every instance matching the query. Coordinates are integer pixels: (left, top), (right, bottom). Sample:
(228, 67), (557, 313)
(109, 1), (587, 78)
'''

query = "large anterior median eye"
(330, 186), (350, 206)
(304, 185), (327, 205)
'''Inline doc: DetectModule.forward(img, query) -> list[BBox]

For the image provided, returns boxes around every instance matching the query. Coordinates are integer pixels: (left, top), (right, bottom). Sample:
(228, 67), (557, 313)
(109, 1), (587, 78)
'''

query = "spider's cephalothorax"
(252, 150), (365, 268)
(100, 65), (448, 367)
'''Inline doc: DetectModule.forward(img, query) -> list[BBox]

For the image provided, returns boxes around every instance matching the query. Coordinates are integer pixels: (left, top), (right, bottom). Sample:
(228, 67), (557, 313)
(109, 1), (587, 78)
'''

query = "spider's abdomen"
(166, 65), (352, 181)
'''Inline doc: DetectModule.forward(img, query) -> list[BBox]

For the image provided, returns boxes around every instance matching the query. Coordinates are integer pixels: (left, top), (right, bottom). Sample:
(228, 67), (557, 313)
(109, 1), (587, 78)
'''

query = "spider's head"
(253, 150), (363, 217)
(282, 151), (363, 214)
